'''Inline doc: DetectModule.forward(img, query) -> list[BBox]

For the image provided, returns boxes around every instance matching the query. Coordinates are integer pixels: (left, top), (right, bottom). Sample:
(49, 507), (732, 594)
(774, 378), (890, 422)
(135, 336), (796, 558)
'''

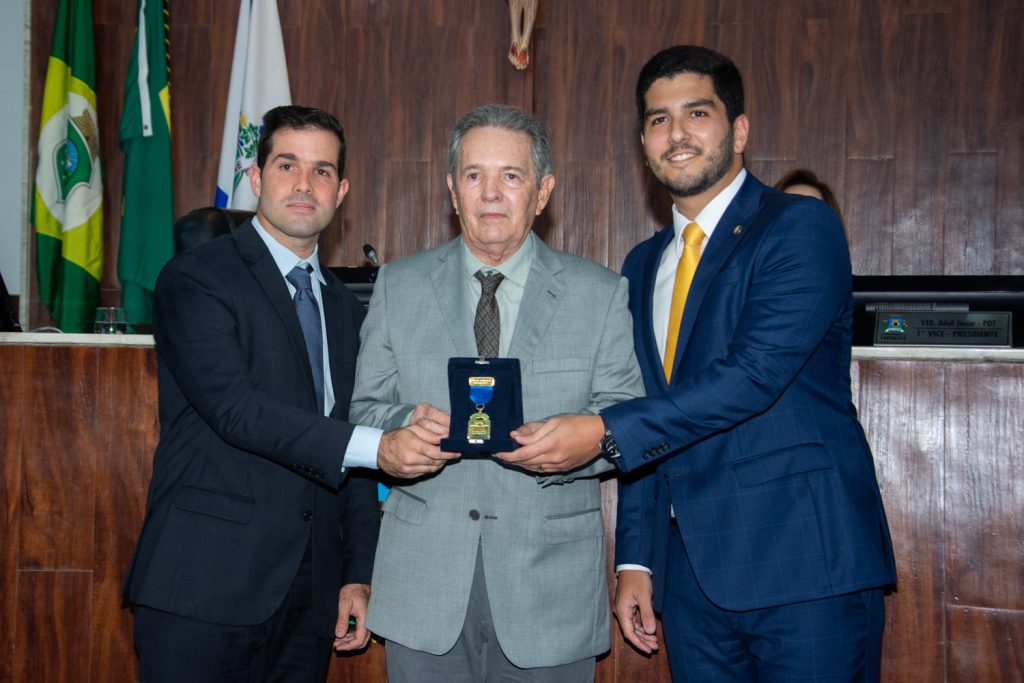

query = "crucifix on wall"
(507, 0), (539, 70)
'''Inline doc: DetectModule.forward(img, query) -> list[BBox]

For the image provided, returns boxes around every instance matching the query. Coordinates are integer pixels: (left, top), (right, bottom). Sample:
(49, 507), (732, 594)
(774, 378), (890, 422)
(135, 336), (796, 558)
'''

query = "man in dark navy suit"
(500, 46), (896, 681)
(123, 105), (445, 682)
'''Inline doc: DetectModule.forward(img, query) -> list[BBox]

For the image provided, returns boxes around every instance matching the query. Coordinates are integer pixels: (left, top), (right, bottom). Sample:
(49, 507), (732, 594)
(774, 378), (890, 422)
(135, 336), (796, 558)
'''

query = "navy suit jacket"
(123, 221), (379, 634)
(603, 174), (895, 612)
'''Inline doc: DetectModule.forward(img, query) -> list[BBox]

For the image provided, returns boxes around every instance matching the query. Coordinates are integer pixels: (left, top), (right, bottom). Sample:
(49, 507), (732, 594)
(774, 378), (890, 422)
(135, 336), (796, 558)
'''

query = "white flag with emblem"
(214, 0), (291, 209)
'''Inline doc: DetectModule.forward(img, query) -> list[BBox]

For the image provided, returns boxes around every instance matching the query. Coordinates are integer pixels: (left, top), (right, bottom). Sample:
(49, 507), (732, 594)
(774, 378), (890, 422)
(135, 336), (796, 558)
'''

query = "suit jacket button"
(302, 510), (312, 521)
(468, 509), (480, 521)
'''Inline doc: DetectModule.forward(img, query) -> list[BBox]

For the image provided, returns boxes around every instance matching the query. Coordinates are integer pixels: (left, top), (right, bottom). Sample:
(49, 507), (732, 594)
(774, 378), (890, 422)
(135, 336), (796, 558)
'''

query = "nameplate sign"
(874, 311), (1012, 347)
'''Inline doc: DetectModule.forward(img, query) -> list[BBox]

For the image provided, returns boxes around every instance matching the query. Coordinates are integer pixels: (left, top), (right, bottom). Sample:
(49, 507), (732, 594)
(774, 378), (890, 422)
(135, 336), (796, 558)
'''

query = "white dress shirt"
(617, 169), (747, 577)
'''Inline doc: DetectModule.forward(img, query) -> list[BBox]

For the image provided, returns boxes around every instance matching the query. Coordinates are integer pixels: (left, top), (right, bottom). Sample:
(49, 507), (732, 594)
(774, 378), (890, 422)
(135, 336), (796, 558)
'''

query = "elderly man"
(350, 103), (643, 682)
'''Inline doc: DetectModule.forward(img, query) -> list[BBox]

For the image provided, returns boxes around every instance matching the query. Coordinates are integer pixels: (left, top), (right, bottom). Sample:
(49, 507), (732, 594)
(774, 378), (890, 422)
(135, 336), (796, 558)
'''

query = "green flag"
(32, 0), (103, 333)
(119, 0), (174, 326)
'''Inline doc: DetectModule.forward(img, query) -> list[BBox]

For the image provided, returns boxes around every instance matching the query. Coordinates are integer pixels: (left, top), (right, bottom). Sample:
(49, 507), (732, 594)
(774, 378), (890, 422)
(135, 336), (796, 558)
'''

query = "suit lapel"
(641, 227), (675, 390)
(234, 220), (318, 403)
(667, 175), (766, 383)
(320, 269), (354, 396)
(430, 238), (477, 356)
(507, 236), (564, 360)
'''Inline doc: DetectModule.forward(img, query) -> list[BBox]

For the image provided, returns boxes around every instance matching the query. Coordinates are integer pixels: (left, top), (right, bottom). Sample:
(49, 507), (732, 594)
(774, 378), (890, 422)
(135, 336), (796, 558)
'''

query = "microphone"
(363, 244), (380, 267)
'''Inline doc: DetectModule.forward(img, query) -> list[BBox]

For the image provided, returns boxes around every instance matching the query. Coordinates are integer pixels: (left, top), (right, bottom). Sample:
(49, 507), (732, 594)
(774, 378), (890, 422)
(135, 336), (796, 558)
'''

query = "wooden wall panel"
(4, 345), (1024, 681)
(559, 163), (612, 264)
(846, 0), (898, 159)
(994, 7), (1024, 275)
(947, 607), (1024, 682)
(944, 153), (998, 275)
(0, 347), (24, 683)
(28, 0), (1022, 330)
(844, 158), (895, 273)
(89, 348), (157, 683)
(944, 364), (1024, 610)
(386, 161), (437, 256)
(948, 1), (1000, 153)
(331, 24), (391, 266)
(892, 12), (951, 275)
(14, 570), (92, 683)
(746, 2), (801, 162)
(19, 347), (96, 570)
(855, 360), (946, 682)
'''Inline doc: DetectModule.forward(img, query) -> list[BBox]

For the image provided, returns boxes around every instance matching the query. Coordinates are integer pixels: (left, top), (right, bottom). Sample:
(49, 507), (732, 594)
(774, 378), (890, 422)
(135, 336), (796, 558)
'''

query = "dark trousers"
(133, 540), (331, 683)
(662, 524), (885, 683)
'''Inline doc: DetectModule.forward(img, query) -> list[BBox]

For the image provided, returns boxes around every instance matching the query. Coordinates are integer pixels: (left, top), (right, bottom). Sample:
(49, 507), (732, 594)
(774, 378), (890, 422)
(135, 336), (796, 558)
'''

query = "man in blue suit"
(501, 46), (896, 681)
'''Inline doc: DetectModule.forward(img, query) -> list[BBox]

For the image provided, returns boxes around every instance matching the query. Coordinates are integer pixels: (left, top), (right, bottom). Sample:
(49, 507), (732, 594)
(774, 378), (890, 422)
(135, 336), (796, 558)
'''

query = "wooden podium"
(1, 334), (1021, 682)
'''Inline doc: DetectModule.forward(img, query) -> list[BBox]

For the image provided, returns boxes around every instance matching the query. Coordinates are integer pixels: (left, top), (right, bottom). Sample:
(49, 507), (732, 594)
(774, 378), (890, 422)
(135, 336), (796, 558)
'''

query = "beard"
(650, 127), (735, 198)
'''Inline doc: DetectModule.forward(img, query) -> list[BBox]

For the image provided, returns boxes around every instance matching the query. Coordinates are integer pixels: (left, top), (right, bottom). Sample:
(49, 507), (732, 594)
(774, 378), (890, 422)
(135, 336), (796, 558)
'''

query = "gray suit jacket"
(350, 234), (643, 668)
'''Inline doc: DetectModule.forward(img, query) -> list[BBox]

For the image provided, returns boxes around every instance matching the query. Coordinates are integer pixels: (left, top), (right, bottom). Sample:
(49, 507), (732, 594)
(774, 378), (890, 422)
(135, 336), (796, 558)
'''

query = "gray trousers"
(384, 544), (595, 683)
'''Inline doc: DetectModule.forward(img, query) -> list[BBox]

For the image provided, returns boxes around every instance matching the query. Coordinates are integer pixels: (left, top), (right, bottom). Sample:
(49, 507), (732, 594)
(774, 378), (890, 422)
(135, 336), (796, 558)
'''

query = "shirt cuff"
(341, 425), (383, 470)
(615, 564), (652, 575)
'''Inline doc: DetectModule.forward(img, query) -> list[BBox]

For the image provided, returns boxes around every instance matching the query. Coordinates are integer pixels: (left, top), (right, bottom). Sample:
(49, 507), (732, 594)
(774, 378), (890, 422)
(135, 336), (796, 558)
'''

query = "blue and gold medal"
(467, 376), (496, 443)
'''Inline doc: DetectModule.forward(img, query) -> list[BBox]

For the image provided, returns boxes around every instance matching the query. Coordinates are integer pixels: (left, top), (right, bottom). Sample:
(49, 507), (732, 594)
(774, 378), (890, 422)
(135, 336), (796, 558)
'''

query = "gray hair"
(447, 103), (553, 185)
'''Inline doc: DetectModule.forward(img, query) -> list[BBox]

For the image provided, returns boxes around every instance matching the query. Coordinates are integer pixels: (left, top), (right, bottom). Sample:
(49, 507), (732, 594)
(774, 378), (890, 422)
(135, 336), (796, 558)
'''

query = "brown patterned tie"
(474, 270), (504, 357)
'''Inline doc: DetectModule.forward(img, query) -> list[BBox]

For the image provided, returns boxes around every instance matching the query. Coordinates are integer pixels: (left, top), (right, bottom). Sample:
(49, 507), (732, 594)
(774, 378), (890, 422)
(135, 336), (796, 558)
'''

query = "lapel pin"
(732, 225), (743, 235)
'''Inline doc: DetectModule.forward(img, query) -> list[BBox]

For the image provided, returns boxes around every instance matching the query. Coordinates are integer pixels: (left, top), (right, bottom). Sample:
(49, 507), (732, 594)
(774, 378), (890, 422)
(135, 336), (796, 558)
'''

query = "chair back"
(173, 207), (255, 253)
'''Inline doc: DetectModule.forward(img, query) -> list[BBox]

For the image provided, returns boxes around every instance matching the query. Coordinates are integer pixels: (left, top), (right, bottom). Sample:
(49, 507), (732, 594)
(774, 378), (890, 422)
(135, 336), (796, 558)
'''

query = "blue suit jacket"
(602, 174), (896, 611)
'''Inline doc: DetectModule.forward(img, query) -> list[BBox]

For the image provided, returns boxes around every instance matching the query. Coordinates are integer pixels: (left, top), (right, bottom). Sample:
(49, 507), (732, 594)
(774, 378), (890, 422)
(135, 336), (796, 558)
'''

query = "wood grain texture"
(994, 7), (1024, 274)
(14, 570), (92, 683)
(3, 347), (1024, 680)
(18, 347), (97, 570)
(943, 153), (998, 275)
(26, 0), (1024, 328)
(944, 364), (1024, 610)
(892, 12), (951, 275)
(0, 346), (24, 683)
(946, 606), (1024, 682)
(845, 0), (898, 159)
(89, 348), (157, 683)
(845, 159), (896, 275)
(855, 360), (946, 682)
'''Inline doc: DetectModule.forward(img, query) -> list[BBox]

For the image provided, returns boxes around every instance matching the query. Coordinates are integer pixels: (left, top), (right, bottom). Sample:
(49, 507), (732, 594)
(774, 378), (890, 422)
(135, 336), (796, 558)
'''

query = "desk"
(0, 334), (1020, 681)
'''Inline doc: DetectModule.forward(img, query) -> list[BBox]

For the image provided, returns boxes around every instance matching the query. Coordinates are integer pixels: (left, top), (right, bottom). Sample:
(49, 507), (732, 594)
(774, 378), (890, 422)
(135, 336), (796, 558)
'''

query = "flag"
(32, 0), (103, 333)
(214, 0), (291, 210)
(118, 0), (174, 326)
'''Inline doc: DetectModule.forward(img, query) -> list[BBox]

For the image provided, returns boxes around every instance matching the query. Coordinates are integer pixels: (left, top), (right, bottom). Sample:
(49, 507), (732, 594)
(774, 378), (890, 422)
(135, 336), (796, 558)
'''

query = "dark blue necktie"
(286, 264), (324, 414)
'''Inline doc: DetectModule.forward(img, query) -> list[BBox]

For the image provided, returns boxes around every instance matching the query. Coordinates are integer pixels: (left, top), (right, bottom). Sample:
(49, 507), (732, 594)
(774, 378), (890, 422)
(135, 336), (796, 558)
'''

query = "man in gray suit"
(350, 103), (643, 681)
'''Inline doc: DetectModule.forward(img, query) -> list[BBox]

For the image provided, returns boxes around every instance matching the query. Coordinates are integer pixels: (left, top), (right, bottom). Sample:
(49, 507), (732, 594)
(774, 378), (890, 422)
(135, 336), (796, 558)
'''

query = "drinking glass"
(94, 307), (128, 334)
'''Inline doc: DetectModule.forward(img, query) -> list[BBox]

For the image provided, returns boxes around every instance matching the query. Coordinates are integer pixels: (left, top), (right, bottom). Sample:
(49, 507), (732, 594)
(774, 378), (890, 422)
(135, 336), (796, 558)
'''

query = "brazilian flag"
(32, 0), (103, 333)
(119, 0), (174, 326)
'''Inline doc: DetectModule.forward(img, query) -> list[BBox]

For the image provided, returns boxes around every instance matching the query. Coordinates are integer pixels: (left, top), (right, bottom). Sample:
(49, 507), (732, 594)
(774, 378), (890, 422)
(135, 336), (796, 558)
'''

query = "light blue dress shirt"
(252, 216), (381, 470)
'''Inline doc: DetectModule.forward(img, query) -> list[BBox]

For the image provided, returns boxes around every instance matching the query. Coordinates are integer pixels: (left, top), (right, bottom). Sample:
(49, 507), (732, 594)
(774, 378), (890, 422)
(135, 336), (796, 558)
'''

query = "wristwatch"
(599, 419), (621, 460)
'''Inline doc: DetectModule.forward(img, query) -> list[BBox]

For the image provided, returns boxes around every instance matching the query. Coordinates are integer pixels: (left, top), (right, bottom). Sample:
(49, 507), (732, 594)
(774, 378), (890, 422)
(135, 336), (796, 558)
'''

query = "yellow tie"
(663, 222), (705, 381)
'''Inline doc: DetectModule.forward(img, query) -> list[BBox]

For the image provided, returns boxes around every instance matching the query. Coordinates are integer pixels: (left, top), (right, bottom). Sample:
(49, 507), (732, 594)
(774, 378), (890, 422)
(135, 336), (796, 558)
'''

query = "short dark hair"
(448, 103), (553, 185)
(636, 45), (744, 125)
(256, 105), (346, 176)
(774, 168), (843, 218)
